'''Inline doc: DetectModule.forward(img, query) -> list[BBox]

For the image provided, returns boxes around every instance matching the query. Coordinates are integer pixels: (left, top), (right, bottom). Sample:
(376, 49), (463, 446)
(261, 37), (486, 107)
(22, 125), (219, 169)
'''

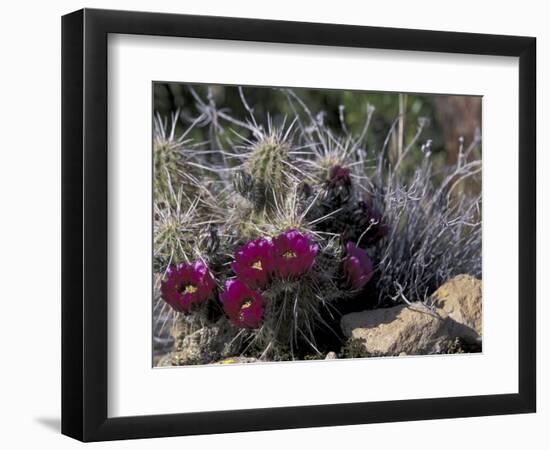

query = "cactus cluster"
(153, 85), (482, 363)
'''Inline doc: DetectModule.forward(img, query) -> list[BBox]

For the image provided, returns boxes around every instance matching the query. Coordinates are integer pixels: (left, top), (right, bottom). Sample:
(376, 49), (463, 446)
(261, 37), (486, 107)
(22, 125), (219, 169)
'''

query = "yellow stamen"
(251, 260), (263, 271)
(183, 285), (198, 294)
(283, 251), (297, 259)
(238, 300), (253, 322)
(240, 300), (253, 311)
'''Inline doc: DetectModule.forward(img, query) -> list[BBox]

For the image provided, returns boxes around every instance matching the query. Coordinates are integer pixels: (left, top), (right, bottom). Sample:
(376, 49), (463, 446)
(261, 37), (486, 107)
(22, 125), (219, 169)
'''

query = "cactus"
(154, 141), (180, 203)
(247, 136), (291, 205)
(153, 113), (188, 205)
(153, 112), (223, 212)
(233, 121), (300, 214)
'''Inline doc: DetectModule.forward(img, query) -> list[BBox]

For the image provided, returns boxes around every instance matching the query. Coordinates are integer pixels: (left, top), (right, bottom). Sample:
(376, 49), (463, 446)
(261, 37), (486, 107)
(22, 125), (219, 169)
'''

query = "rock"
(340, 275), (482, 356)
(325, 351), (338, 360)
(341, 302), (453, 356)
(170, 320), (241, 365)
(431, 274), (482, 339)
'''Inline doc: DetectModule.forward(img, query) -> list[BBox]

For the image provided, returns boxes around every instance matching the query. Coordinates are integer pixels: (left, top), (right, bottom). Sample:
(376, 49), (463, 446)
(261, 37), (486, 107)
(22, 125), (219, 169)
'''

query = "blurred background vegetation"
(154, 83), (481, 171)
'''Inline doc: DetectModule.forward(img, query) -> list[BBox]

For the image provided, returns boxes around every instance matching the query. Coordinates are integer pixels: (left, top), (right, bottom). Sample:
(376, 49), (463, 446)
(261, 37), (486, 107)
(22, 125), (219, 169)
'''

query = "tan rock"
(341, 302), (452, 356)
(340, 275), (483, 356)
(431, 274), (482, 339)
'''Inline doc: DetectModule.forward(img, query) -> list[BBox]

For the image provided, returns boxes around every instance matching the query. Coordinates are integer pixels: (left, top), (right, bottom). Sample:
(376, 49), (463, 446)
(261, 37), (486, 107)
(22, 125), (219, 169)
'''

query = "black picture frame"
(62, 8), (536, 442)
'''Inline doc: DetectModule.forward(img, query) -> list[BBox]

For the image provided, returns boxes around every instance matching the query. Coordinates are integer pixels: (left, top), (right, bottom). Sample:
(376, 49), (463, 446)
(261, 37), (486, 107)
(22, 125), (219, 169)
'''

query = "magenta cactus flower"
(272, 229), (318, 278)
(220, 279), (264, 328)
(328, 164), (351, 188)
(160, 261), (216, 313)
(343, 242), (374, 290)
(231, 237), (273, 289)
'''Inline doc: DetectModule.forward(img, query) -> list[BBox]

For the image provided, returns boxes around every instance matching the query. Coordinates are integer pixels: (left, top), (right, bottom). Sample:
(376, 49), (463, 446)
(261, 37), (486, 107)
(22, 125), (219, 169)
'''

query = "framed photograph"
(62, 8), (536, 442)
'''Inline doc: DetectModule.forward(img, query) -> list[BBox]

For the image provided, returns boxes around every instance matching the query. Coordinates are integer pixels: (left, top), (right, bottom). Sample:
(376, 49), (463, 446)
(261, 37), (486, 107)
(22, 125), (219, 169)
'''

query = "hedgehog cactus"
(153, 113), (187, 204)
(154, 143), (179, 200)
(242, 134), (295, 212)
(218, 230), (351, 357)
(153, 112), (218, 211)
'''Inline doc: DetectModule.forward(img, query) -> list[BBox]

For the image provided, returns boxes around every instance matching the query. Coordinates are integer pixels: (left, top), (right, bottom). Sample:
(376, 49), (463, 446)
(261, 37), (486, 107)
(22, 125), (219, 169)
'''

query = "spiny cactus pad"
(245, 136), (294, 211)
